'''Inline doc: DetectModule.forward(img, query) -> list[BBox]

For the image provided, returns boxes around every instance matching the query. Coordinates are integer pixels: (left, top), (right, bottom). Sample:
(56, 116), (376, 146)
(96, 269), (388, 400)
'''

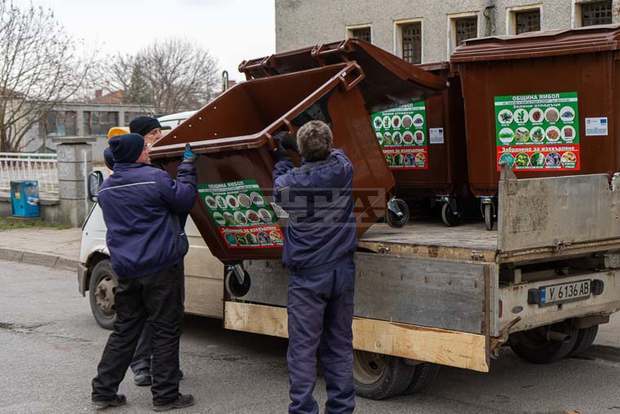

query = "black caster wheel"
(481, 202), (495, 231)
(440, 203), (461, 227)
(386, 198), (410, 228)
(225, 268), (251, 297)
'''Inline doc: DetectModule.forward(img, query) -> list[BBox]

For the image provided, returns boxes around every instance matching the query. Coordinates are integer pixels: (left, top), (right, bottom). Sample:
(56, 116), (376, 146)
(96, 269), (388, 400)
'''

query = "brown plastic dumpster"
(377, 62), (469, 226)
(452, 26), (620, 228)
(150, 60), (444, 264)
(241, 41), (470, 225)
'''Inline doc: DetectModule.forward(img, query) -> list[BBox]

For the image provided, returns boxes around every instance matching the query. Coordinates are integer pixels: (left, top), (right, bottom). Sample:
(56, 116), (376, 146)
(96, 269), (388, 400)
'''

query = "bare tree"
(105, 39), (220, 114)
(0, 1), (93, 152)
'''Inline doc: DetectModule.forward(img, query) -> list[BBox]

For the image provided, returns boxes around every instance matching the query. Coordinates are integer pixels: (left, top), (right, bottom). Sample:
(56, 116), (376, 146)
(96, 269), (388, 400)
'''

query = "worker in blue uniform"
(273, 120), (357, 414)
(91, 134), (197, 412)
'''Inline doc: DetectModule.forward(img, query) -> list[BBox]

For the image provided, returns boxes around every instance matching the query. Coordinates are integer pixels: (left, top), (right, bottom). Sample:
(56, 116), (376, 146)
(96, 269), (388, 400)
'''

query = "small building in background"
(22, 90), (154, 163)
(275, 0), (618, 63)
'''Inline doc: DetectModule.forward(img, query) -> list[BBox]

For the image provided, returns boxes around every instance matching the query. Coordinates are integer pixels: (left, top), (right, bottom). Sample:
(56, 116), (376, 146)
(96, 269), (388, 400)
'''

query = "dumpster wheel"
(225, 267), (251, 298)
(482, 203), (495, 231)
(386, 198), (410, 228)
(441, 203), (461, 227)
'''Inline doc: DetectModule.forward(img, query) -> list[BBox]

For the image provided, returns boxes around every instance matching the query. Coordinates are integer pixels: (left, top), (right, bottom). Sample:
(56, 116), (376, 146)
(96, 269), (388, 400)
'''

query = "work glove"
(280, 132), (299, 154)
(182, 144), (197, 163)
(272, 131), (298, 163)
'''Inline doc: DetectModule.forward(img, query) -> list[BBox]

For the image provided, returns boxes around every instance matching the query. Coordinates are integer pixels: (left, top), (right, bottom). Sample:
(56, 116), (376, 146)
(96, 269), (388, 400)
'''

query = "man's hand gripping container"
(150, 43), (445, 264)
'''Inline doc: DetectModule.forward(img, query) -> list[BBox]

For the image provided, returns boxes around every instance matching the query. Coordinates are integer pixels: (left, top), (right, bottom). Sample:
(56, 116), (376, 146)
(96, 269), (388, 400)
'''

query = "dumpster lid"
(239, 39), (447, 111)
(451, 24), (620, 63)
(149, 63), (366, 159)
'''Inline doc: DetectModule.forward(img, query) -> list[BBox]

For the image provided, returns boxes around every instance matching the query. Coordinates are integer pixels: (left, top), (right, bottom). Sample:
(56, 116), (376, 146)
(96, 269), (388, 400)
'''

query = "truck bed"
(359, 171), (620, 264)
(359, 222), (497, 262)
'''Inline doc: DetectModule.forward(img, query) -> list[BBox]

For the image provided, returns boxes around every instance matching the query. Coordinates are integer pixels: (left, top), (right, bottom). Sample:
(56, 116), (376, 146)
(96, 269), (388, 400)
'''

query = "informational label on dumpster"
(371, 101), (429, 170)
(429, 128), (444, 145)
(585, 117), (608, 136)
(494, 92), (580, 171)
(198, 180), (284, 249)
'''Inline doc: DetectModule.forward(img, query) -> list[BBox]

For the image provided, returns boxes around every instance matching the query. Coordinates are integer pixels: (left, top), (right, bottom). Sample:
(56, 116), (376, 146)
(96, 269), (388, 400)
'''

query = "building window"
(401, 22), (422, 64)
(348, 26), (371, 43)
(455, 16), (478, 46)
(515, 9), (541, 34)
(581, 1), (613, 26)
(84, 111), (119, 136)
(41, 111), (77, 138)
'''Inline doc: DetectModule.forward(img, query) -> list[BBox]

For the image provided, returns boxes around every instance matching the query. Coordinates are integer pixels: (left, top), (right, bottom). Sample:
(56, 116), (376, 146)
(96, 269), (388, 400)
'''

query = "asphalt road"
(1, 260), (620, 414)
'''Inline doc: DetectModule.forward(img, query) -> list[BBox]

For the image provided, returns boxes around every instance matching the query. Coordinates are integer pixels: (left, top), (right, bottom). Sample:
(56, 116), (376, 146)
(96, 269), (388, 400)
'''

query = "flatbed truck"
(79, 167), (620, 399)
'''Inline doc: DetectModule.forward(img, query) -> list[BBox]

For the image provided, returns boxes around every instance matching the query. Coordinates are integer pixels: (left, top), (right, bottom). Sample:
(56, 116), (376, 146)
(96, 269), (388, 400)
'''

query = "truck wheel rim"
(353, 351), (386, 384)
(95, 276), (116, 315)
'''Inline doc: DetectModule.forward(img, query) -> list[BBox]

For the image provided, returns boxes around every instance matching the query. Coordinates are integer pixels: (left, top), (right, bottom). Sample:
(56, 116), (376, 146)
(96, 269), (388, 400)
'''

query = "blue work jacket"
(273, 149), (357, 270)
(98, 162), (197, 278)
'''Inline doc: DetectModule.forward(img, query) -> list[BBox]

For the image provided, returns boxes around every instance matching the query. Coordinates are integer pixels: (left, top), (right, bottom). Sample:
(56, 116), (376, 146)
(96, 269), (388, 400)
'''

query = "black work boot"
(134, 369), (152, 386)
(92, 394), (127, 410)
(153, 393), (195, 412)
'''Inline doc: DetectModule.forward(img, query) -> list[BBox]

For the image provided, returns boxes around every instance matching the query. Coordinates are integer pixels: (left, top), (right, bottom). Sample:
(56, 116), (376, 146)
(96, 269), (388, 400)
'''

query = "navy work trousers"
(287, 255), (356, 414)
(92, 263), (184, 405)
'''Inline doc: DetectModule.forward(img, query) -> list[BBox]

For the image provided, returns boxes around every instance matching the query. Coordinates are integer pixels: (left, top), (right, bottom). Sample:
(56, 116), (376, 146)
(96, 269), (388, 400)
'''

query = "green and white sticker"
(198, 179), (284, 249)
(371, 100), (429, 170)
(494, 92), (580, 171)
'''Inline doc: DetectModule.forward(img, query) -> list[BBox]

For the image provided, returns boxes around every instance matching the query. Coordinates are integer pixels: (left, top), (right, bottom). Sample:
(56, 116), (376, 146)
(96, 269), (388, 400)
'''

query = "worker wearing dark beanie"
(129, 116), (161, 137)
(92, 131), (197, 409)
(108, 133), (145, 164)
(103, 147), (115, 170)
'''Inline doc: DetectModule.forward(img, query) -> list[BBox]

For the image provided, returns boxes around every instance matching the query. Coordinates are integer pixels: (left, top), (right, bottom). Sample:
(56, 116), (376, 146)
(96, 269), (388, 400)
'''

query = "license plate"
(539, 279), (591, 306)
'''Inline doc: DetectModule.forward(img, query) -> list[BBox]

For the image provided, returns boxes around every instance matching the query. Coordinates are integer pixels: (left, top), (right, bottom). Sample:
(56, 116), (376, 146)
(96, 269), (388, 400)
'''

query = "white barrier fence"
(0, 152), (59, 198)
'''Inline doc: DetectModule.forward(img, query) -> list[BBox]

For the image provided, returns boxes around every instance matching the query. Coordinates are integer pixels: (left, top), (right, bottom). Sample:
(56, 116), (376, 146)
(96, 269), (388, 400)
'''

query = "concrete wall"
(0, 196), (63, 223)
(276, 0), (620, 62)
(0, 137), (95, 227)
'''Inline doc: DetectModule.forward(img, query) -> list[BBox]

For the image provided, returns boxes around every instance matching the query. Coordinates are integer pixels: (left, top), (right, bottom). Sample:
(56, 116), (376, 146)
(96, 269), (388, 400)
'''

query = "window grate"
(349, 27), (371, 43)
(401, 22), (422, 64)
(455, 16), (478, 46)
(582, 1), (613, 26)
(515, 9), (541, 34)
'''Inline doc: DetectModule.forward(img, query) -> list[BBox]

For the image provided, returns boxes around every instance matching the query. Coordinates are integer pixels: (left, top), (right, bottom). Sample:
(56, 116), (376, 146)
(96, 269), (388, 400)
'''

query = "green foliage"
(0, 216), (70, 231)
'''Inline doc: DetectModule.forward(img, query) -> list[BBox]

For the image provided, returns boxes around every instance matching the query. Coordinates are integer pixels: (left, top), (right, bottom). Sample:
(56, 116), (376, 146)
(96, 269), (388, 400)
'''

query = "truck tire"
(570, 325), (599, 356)
(89, 259), (118, 330)
(353, 351), (415, 400)
(403, 363), (441, 395)
(509, 322), (578, 364)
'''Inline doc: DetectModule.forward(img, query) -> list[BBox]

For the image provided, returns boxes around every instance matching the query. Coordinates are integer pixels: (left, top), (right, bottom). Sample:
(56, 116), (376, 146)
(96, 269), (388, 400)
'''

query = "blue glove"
(183, 144), (197, 163)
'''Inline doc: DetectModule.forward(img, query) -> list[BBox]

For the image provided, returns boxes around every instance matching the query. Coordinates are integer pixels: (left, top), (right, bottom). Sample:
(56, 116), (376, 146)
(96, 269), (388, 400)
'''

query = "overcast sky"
(18, 0), (276, 81)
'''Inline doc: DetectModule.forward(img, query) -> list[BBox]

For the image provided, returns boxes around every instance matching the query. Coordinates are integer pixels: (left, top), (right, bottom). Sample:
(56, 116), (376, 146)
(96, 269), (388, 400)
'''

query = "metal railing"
(0, 152), (59, 198)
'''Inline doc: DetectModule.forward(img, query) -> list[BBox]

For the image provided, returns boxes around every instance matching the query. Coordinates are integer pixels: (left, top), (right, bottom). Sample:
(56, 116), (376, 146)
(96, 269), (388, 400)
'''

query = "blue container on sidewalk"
(10, 180), (40, 218)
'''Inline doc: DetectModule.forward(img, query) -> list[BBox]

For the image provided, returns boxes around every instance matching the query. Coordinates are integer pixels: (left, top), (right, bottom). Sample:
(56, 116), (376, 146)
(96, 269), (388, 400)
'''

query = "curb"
(0, 247), (78, 271)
